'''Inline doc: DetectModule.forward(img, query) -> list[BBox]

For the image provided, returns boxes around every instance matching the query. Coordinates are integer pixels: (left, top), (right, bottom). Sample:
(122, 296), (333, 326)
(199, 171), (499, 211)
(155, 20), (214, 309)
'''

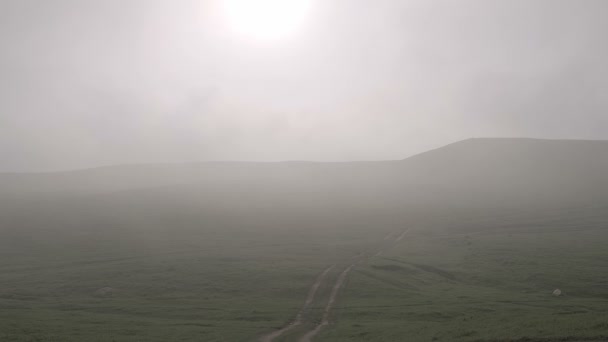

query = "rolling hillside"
(2, 138), (608, 207)
(2, 138), (608, 341)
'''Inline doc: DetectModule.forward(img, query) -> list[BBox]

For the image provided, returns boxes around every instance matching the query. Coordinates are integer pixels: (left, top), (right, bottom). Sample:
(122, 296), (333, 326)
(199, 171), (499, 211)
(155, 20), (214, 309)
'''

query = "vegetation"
(324, 207), (608, 341)
(2, 139), (608, 341)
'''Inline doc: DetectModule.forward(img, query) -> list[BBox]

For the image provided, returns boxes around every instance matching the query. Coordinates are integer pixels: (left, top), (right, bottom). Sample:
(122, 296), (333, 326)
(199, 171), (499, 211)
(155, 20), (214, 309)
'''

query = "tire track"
(297, 228), (411, 341)
(298, 264), (354, 342)
(395, 228), (410, 242)
(375, 229), (410, 257)
(259, 265), (334, 342)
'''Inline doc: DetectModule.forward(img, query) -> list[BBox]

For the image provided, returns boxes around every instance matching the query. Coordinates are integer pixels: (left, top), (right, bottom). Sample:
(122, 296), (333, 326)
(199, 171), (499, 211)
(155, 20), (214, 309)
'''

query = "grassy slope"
(324, 207), (608, 341)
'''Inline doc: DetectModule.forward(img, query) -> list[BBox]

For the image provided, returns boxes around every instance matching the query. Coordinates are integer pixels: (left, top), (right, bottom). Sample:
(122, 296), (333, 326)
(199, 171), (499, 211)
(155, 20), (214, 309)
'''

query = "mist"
(3, 2), (608, 342)
(2, 0), (608, 171)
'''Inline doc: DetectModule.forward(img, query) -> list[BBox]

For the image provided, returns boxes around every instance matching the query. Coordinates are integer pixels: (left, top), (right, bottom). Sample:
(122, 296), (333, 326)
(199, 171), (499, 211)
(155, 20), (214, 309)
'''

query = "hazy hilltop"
(2, 138), (608, 208)
(398, 138), (608, 205)
(2, 137), (608, 247)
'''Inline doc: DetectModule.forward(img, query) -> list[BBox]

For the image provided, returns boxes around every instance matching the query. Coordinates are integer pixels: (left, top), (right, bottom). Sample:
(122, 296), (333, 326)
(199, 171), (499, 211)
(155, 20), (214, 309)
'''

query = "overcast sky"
(1, 0), (607, 171)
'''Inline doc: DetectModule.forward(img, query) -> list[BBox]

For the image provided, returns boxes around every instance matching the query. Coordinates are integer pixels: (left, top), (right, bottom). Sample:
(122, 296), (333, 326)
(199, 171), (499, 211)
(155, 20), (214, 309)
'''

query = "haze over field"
(1, 0), (608, 171)
(3, 138), (608, 341)
(2, 1), (608, 342)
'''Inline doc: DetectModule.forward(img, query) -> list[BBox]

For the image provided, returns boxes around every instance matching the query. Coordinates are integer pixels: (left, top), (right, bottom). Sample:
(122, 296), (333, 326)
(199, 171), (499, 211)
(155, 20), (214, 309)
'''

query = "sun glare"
(221, 0), (313, 40)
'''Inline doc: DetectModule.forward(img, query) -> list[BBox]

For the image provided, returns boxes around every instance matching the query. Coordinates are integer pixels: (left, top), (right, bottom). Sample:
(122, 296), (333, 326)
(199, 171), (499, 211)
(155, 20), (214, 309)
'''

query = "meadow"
(3, 203), (608, 341)
(0, 198), (389, 341)
(323, 206), (608, 341)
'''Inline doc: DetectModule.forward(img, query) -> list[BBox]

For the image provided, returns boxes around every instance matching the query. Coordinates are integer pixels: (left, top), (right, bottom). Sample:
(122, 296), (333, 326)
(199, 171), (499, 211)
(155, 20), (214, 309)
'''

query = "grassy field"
(2, 190), (608, 341)
(0, 205), (390, 342)
(322, 207), (608, 341)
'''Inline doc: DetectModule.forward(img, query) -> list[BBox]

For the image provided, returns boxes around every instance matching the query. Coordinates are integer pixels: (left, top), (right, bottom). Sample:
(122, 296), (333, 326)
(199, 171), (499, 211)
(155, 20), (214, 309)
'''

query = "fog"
(1, 0), (608, 171)
(3, 3), (608, 340)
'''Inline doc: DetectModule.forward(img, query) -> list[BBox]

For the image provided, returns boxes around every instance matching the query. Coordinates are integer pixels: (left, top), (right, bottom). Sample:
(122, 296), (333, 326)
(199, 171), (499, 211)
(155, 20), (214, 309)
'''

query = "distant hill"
(2, 138), (608, 210)
(2, 137), (608, 257)
(396, 138), (608, 206)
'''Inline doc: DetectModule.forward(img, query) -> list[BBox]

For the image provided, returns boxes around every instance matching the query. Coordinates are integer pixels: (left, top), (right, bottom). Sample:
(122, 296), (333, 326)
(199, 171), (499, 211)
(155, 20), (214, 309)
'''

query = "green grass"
(0, 212), (390, 341)
(322, 208), (608, 341)
(2, 204), (608, 341)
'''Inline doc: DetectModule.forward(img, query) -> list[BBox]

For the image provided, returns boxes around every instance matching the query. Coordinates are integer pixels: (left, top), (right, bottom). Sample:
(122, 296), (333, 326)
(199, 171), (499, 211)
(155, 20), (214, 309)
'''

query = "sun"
(220, 0), (313, 40)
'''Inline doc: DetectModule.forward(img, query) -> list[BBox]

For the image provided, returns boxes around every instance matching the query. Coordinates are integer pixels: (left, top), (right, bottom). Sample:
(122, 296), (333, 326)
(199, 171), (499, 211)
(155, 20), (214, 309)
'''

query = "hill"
(2, 138), (608, 341)
(2, 138), (608, 209)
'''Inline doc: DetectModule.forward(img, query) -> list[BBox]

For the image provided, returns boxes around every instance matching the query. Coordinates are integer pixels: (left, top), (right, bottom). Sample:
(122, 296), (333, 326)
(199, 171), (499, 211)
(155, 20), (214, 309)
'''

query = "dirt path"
(298, 264), (354, 342)
(395, 229), (410, 242)
(376, 229), (410, 257)
(259, 265), (335, 342)
(297, 228), (411, 341)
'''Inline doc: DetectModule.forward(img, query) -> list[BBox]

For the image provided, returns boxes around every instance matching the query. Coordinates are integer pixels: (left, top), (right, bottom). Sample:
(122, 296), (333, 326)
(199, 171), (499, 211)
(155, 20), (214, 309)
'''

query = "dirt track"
(298, 264), (354, 342)
(258, 265), (334, 342)
(296, 228), (411, 341)
(258, 228), (411, 342)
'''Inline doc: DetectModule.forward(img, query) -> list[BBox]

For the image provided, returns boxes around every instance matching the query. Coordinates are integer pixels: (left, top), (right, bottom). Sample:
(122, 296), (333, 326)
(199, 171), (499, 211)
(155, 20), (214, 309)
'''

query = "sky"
(1, 0), (607, 171)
